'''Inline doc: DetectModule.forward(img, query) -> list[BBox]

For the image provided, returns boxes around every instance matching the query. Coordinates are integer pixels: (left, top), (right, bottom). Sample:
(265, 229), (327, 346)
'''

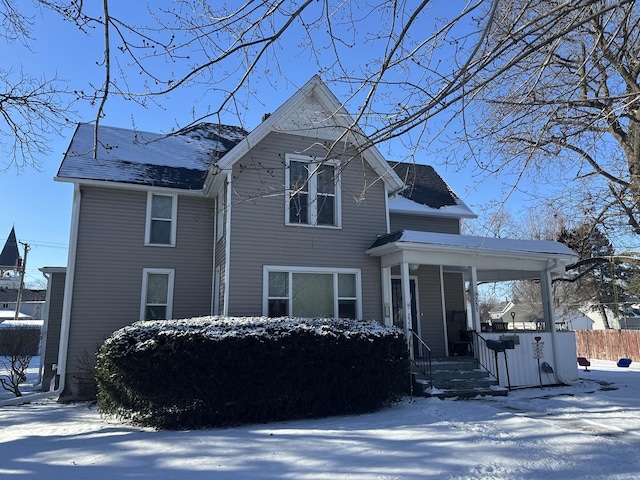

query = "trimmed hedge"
(96, 316), (409, 429)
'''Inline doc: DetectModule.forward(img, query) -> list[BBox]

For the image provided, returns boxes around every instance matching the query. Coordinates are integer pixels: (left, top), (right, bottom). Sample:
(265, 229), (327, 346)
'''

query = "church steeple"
(0, 227), (20, 273)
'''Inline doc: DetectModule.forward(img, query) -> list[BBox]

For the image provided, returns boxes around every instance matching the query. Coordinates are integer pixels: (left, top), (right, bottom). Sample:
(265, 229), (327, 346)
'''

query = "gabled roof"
(56, 123), (248, 190)
(388, 162), (476, 219)
(204, 75), (405, 194)
(0, 228), (19, 271)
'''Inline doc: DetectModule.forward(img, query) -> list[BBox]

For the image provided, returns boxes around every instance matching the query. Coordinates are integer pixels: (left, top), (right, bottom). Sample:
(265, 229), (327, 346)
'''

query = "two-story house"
(43, 76), (579, 400)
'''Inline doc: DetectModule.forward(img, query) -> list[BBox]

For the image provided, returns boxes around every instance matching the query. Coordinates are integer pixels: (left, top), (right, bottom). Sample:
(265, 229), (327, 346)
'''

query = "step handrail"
(471, 331), (511, 389)
(409, 329), (433, 390)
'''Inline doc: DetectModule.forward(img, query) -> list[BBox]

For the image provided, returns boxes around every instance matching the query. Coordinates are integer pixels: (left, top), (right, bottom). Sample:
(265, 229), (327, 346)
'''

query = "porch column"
(468, 267), (481, 332)
(381, 266), (392, 327)
(540, 268), (556, 333)
(401, 261), (413, 354)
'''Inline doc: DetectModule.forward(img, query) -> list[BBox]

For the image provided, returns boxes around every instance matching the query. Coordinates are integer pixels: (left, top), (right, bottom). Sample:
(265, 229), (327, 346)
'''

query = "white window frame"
(144, 192), (178, 246)
(140, 268), (175, 321)
(285, 154), (342, 228)
(262, 266), (361, 319)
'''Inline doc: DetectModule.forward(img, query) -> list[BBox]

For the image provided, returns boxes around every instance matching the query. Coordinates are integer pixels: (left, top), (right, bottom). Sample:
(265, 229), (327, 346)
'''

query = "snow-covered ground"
(1, 359), (639, 479)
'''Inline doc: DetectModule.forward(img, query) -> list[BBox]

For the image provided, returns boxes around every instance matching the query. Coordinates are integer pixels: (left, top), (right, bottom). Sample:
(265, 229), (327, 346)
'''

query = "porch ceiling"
(366, 230), (578, 281)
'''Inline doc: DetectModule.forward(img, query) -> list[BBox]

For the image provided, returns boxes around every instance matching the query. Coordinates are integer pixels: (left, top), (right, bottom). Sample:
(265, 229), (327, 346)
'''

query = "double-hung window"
(140, 268), (175, 320)
(286, 155), (341, 228)
(145, 192), (177, 246)
(264, 266), (360, 319)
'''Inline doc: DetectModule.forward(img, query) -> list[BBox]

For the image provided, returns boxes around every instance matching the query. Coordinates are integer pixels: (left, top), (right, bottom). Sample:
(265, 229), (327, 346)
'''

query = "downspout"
(210, 195), (218, 315)
(0, 184), (81, 406)
(223, 173), (232, 316)
(36, 269), (53, 386)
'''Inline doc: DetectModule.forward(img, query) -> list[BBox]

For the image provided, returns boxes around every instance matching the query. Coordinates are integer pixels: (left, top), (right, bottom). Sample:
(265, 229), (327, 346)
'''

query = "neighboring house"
(0, 289), (46, 321)
(44, 76), (580, 399)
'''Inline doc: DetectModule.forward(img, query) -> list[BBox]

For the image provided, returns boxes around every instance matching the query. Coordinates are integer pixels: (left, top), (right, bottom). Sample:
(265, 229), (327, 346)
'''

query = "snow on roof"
(388, 195), (476, 218)
(370, 230), (578, 258)
(57, 123), (248, 190)
(388, 162), (476, 218)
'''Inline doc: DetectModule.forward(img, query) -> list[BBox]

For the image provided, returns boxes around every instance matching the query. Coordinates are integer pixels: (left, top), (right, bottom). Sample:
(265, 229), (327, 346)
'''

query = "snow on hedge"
(105, 316), (402, 354)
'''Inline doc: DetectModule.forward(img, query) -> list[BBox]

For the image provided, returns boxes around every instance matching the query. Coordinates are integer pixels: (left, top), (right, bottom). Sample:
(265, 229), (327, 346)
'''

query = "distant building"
(0, 227), (20, 290)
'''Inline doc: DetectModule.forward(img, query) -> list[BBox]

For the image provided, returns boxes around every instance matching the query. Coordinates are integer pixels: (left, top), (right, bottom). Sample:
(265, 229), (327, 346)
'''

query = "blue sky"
(0, 1), (527, 286)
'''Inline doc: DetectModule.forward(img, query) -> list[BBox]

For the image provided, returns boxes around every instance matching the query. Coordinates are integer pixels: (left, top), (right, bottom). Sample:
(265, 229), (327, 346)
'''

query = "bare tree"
(465, 0), (640, 248)
(0, 0), (73, 170)
(0, 326), (40, 397)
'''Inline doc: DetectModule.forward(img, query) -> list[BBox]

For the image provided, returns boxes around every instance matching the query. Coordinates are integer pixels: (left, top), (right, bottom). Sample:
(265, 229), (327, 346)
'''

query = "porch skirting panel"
(483, 331), (578, 388)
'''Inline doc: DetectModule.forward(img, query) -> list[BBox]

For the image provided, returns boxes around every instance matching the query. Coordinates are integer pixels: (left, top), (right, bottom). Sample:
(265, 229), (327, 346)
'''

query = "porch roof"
(366, 230), (578, 281)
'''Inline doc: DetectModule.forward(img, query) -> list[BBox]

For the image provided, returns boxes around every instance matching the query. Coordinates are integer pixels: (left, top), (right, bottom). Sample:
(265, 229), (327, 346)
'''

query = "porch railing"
(471, 331), (511, 389)
(409, 329), (433, 390)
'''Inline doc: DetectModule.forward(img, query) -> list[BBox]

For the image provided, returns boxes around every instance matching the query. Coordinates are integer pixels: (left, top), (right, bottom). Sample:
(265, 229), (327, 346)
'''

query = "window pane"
(146, 305), (167, 320)
(147, 273), (169, 304)
(338, 274), (356, 297)
(317, 165), (335, 194)
(150, 219), (172, 244)
(289, 193), (309, 224)
(338, 300), (356, 319)
(317, 196), (334, 225)
(289, 161), (308, 191)
(268, 271), (288, 297)
(152, 195), (173, 219)
(292, 273), (334, 318)
(268, 299), (288, 317)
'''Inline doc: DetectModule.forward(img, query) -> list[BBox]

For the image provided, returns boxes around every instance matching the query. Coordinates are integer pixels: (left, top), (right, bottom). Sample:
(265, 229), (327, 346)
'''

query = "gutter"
(0, 184), (81, 406)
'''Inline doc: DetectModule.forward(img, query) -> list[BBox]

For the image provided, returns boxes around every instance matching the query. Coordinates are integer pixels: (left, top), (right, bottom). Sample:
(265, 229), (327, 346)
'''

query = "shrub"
(96, 316), (409, 429)
(0, 326), (41, 397)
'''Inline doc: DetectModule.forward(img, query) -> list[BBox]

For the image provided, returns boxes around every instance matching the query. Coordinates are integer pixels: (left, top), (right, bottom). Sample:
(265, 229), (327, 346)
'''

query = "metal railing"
(471, 330), (511, 389)
(409, 329), (433, 390)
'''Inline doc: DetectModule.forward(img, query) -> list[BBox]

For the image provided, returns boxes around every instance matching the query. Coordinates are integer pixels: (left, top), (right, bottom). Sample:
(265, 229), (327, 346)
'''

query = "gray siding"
(42, 271), (65, 389)
(214, 183), (227, 315)
(390, 212), (460, 234)
(64, 186), (215, 398)
(414, 266), (446, 357)
(227, 132), (388, 321)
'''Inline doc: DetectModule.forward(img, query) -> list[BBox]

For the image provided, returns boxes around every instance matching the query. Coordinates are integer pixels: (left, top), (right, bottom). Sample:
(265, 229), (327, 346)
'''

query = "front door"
(391, 278), (419, 348)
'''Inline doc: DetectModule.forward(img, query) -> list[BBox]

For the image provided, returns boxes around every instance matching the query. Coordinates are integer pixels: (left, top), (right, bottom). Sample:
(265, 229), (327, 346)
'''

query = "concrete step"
(412, 356), (507, 399)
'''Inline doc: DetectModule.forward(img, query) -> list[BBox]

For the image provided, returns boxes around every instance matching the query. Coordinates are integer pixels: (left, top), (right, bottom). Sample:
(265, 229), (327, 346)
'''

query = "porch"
(367, 230), (580, 394)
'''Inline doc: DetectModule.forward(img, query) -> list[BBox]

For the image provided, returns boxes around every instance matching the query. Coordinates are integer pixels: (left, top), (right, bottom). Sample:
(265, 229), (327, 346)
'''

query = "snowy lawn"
(1, 359), (639, 479)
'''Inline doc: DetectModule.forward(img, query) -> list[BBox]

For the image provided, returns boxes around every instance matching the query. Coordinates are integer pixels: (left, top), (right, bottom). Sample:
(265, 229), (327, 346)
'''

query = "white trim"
(144, 192), (178, 247)
(58, 184), (82, 381)
(223, 173), (232, 316)
(263, 265), (362, 319)
(210, 197), (217, 315)
(54, 177), (205, 196)
(205, 76), (405, 194)
(284, 154), (342, 229)
(391, 274), (421, 340)
(140, 268), (175, 321)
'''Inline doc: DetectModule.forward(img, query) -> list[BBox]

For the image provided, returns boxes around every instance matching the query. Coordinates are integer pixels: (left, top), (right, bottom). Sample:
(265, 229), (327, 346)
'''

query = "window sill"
(144, 242), (176, 248)
(285, 223), (342, 230)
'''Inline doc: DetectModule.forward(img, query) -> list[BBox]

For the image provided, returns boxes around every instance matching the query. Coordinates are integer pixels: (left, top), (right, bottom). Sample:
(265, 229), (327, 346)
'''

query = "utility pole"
(13, 242), (30, 321)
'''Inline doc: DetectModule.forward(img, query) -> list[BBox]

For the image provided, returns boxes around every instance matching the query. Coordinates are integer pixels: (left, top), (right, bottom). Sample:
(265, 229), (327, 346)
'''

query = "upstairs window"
(286, 155), (341, 228)
(145, 192), (177, 246)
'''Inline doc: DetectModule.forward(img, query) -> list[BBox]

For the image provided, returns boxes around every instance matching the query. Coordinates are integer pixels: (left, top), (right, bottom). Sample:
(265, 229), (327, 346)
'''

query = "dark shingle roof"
(0, 228), (19, 270)
(388, 161), (459, 208)
(57, 123), (248, 190)
(0, 289), (46, 302)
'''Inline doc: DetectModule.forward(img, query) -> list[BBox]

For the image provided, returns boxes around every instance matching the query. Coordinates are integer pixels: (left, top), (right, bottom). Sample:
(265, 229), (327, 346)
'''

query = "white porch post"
(381, 266), (392, 327)
(401, 261), (413, 355)
(540, 268), (556, 333)
(468, 267), (481, 332)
